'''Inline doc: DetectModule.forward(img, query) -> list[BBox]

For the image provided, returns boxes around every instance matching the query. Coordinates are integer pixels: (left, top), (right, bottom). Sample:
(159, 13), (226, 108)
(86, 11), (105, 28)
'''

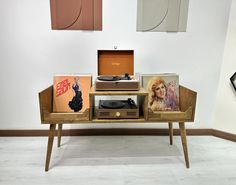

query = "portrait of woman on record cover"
(142, 75), (179, 111)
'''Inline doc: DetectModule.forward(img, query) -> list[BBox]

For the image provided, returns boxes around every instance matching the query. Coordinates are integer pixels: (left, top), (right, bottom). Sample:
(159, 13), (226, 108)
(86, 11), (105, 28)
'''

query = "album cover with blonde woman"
(142, 74), (179, 111)
(53, 74), (92, 113)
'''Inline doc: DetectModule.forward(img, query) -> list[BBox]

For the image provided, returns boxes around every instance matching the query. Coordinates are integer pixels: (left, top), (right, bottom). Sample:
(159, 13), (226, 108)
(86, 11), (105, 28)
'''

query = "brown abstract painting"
(50, 0), (102, 30)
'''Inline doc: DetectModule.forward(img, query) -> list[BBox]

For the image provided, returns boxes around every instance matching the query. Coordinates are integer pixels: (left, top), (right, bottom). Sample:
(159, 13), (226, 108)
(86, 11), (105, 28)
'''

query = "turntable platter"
(97, 76), (121, 81)
(100, 100), (125, 109)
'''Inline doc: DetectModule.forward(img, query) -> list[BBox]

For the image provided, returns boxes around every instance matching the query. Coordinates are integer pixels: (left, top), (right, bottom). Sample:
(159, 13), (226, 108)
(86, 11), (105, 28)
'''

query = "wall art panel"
(137, 0), (189, 32)
(50, 0), (102, 30)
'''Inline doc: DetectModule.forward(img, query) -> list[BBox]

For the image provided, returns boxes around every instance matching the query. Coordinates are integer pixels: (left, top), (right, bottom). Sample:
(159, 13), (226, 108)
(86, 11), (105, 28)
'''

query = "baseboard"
(212, 129), (236, 142)
(0, 130), (49, 137)
(0, 128), (235, 142)
(0, 128), (212, 136)
(59, 128), (213, 136)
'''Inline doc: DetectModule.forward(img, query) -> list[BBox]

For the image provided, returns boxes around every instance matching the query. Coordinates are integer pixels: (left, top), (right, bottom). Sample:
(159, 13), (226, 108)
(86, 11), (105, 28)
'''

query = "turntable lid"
(98, 50), (134, 76)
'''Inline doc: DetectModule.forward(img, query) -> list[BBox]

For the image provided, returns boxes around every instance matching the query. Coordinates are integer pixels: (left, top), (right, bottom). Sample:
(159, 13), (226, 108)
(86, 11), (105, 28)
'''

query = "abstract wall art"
(137, 0), (189, 32)
(50, 0), (102, 30)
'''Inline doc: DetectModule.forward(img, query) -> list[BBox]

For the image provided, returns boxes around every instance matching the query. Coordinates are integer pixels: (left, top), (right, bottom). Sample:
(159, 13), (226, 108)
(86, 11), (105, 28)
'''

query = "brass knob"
(116, 112), (121, 117)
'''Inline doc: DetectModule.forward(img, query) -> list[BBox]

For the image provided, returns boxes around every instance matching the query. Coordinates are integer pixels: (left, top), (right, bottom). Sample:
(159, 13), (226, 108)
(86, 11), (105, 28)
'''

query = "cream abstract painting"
(137, 0), (189, 32)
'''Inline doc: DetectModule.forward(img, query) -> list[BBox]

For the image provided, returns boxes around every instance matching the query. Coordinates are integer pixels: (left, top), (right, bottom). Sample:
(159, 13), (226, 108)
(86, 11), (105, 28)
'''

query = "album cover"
(53, 74), (92, 113)
(142, 73), (179, 111)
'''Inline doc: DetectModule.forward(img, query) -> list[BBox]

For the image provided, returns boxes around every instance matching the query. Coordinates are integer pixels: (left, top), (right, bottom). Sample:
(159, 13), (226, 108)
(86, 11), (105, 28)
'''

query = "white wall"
(213, 0), (236, 134)
(0, 0), (231, 129)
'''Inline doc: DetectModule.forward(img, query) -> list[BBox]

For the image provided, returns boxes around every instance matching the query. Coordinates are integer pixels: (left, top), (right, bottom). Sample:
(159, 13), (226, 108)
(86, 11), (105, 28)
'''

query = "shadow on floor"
(52, 136), (182, 167)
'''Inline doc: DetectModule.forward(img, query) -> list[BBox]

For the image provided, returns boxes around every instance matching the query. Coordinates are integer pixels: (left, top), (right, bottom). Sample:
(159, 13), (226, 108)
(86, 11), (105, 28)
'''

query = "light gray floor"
(0, 136), (236, 185)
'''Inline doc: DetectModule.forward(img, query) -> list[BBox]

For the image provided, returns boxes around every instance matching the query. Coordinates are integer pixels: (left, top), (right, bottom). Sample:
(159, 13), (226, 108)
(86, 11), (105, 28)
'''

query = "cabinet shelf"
(89, 86), (148, 95)
(89, 86), (148, 121)
(91, 117), (146, 123)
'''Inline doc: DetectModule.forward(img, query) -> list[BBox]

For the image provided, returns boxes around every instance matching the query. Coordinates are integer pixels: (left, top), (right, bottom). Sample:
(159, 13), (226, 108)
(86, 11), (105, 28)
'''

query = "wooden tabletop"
(89, 86), (149, 95)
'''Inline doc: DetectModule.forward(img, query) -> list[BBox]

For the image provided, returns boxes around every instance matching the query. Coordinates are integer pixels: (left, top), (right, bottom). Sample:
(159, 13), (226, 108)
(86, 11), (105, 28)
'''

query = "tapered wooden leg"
(179, 122), (190, 168)
(168, 122), (173, 145)
(57, 124), (63, 147)
(45, 124), (56, 172)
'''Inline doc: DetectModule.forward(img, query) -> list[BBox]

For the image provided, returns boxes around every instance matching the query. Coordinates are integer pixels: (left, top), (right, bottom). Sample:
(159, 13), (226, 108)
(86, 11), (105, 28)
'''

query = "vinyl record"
(100, 101), (125, 109)
(97, 76), (121, 81)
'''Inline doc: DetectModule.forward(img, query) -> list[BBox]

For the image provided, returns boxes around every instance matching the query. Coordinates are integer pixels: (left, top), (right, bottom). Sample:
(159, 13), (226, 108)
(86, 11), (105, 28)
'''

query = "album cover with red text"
(53, 74), (92, 113)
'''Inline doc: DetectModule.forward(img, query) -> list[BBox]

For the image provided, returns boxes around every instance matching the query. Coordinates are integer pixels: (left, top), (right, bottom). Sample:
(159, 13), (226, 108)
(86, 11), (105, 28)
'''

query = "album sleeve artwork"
(142, 74), (180, 111)
(53, 75), (91, 113)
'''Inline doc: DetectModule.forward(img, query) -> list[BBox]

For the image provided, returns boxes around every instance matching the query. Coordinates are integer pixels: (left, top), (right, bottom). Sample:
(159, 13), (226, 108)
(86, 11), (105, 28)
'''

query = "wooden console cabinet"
(39, 85), (197, 171)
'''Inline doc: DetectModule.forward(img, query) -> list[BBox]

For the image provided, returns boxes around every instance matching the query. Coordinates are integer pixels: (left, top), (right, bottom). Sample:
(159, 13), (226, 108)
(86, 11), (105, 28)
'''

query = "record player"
(95, 50), (140, 91)
(96, 98), (139, 119)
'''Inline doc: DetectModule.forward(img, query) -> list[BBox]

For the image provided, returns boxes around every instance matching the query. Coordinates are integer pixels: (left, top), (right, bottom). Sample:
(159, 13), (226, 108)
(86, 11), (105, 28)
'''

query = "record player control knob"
(116, 112), (121, 117)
